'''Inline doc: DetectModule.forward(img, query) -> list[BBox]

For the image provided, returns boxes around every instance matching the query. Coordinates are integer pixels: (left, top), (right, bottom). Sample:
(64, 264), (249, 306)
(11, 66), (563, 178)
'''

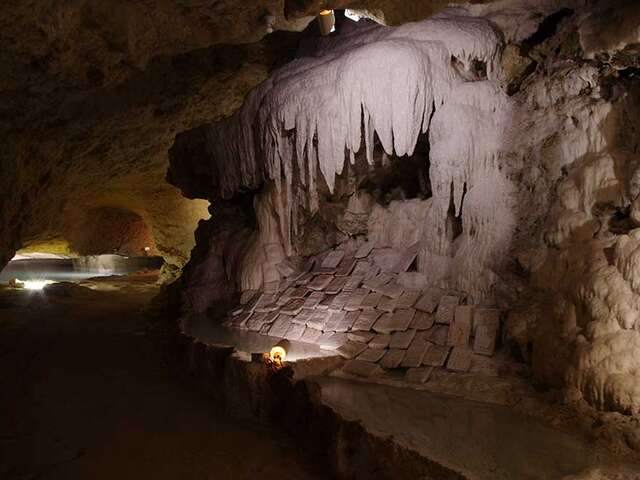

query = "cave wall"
(168, 1), (640, 416)
(1, 0), (494, 276)
(2, 0), (640, 417)
(65, 206), (158, 257)
(0, 0), (314, 274)
(169, 8), (512, 302)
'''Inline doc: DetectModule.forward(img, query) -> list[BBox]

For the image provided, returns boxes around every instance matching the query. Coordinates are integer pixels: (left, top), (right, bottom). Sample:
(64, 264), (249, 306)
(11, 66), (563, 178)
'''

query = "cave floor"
(181, 313), (640, 479)
(0, 278), (323, 480)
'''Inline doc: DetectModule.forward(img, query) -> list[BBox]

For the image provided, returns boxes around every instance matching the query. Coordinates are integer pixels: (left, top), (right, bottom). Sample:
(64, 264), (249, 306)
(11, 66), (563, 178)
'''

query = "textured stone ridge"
(3, 0), (640, 423)
(221, 239), (504, 380)
(0, 3), (307, 274)
(169, 10), (514, 303)
(173, 333), (468, 480)
(0, 0), (498, 275)
(168, 1), (640, 417)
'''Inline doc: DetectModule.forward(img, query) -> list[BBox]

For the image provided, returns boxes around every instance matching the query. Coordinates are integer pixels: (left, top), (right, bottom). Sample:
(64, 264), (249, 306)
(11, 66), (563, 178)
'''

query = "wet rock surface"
(218, 240), (505, 384)
(168, 1), (640, 420)
(176, 313), (640, 480)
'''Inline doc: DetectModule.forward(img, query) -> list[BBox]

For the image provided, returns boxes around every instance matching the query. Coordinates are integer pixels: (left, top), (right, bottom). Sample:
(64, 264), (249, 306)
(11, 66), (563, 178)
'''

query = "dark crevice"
(618, 67), (640, 80)
(520, 8), (574, 56)
(447, 181), (467, 242)
(451, 55), (488, 81)
(359, 133), (431, 205)
(507, 8), (575, 96)
(592, 202), (636, 236)
(608, 206), (635, 235)
(407, 257), (418, 272)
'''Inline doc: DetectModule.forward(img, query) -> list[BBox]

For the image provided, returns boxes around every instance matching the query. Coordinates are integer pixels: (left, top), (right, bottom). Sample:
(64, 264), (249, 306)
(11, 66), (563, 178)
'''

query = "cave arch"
(67, 206), (159, 257)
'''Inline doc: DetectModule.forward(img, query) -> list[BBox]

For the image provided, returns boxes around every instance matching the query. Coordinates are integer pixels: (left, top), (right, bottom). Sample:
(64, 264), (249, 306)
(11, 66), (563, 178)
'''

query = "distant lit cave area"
(3, 2), (640, 479)
(1, 206), (164, 290)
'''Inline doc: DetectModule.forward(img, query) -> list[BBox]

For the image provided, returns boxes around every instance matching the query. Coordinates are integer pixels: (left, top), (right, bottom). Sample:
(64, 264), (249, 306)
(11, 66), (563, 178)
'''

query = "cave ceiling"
(1, 0), (638, 273)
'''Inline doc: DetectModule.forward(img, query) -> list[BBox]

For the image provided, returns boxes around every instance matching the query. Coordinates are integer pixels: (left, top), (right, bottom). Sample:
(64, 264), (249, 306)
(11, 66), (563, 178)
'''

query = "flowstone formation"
(221, 239), (503, 382)
(170, 2), (640, 418)
(171, 9), (515, 304)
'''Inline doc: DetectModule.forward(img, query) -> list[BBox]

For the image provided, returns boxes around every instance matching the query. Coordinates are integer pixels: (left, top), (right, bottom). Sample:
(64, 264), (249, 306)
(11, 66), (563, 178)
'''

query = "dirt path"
(0, 282), (324, 480)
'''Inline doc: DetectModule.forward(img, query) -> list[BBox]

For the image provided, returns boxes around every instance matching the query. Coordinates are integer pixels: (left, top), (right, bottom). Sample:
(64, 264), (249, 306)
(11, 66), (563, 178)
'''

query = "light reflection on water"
(0, 256), (163, 283)
(183, 314), (335, 362)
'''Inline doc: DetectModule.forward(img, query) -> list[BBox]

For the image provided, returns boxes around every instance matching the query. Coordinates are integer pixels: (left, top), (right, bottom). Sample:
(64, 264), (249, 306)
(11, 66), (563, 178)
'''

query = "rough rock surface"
(169, 0), (640, 418)
(0, 0), (494, 275)
(0, 0), (316, 273)
(3, 0), (640, 426)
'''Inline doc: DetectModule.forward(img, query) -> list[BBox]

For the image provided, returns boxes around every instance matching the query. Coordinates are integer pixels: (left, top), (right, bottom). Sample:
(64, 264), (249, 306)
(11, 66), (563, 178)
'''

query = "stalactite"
(201, 9), (502, 212)
(195, 7), (514, 302)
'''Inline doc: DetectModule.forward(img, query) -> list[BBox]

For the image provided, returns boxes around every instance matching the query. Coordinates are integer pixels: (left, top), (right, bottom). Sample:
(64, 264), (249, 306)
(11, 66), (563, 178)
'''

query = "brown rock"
(284, 323), (306, 341)
(423, 344), (451, 367)
(448, 305), (473, 346)
(342, 360), (382, 378)
(352, 309), (382, 331)
(446, 347), (473, 372)
(411, 311), (435, 330)
(415, 288), (446, 313)
(405, 366), (434, 383)
(321, 250), (345, 269)
(268, 316), (292, 338)
(435, 301), (456, 325)
(474, 325), (498, 356)
(390, 329), (417, 349)
(357, 347), (387, 363)
(369, 333), (391, 349)
(402, 346), (428, 368)
(335, 256), (357, 276)
(361, 292), (383, 309)
(347, 331), (376, 343)
(355, 242), (374, 259)
(380, 349), (405, 369)
(308, 274), (334, 291)
(325, 276), (348, 294)
(300, 327), (322, 344)
(337, 341), (368, 359)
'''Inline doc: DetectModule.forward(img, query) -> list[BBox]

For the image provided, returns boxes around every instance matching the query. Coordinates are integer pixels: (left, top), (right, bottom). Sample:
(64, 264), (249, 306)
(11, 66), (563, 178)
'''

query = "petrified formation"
(0, 0), (495, 277)
(171, 9), (511, 303)
(1, 0), (639, 421)
(170, 1), (640, 416)
(220, 240), (503, 383)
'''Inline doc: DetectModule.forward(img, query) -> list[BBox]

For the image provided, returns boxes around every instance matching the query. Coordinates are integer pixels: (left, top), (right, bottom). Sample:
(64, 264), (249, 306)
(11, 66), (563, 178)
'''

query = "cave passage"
(4, 1), (640, 479)
(0, 278), (322, 480)
(0, 254), (163, 284)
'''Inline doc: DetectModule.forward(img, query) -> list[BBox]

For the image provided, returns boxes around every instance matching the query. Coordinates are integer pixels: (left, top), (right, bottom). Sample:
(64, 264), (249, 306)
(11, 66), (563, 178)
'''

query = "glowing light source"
(317, 9), (335, 36)
(270, 345), (287, 363)
(268, 339), (290, 368)
(15, 279), (55, 290)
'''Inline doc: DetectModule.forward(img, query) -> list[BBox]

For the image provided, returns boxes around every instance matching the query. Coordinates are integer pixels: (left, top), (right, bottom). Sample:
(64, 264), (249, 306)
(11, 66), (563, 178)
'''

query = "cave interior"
(2, 1), (640, 479)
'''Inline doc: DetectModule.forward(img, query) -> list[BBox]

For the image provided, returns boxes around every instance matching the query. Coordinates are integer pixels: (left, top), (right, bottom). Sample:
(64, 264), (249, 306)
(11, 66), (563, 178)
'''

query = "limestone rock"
(342, 359), (382, 378)
(405, 366), (434, 383)
(380, 349), (405, 369)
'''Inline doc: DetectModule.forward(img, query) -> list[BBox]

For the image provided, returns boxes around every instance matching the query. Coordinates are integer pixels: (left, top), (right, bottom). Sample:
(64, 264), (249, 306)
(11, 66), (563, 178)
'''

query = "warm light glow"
(269, 345), (287, 363)
(317, 9), (335, 36)
(17, 279), (55, 290)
